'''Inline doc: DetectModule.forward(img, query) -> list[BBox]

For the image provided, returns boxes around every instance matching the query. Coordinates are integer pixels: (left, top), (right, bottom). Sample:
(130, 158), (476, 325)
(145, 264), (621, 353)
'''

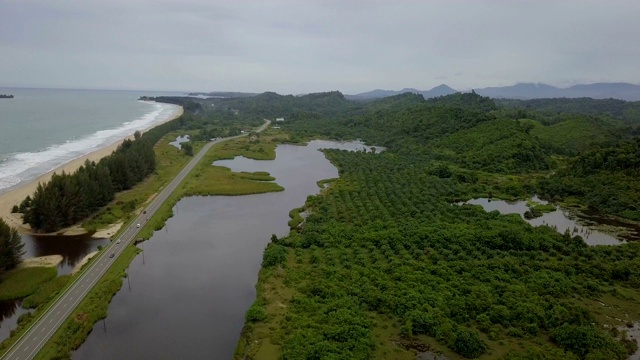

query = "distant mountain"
(346, 84), (457, 100)
(474, 82), (640, 101)
(349, 82), (640, 101)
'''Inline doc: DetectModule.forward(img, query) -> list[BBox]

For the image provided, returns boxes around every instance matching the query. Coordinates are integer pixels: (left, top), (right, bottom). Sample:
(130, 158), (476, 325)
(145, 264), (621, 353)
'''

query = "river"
(73, 140), (378, 359)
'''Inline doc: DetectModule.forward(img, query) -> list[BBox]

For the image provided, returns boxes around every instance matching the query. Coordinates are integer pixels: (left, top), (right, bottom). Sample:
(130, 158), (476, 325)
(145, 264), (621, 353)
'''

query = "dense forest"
(227, 91), (640, 359)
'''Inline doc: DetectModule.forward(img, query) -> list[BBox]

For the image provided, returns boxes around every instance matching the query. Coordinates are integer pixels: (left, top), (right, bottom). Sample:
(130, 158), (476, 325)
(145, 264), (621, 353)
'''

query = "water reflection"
(463, 197), (635, 246)
(0, 299), (31, 343)
(21, 233), (109, 275)
(74, 140), (378, 359)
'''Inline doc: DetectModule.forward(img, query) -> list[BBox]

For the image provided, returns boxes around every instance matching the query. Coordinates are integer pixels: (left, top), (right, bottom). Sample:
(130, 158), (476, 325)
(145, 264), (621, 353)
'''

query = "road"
(2, 120), (270, 360)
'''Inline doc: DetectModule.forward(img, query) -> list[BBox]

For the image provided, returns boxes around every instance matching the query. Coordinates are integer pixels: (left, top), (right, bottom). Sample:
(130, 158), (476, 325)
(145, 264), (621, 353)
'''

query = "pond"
(169, 134), (190, 149)
(462, 197), (640, 246)
(21, 233), (110, 275)
(73, 140), (379, 359)
(0, 234), (109, 343)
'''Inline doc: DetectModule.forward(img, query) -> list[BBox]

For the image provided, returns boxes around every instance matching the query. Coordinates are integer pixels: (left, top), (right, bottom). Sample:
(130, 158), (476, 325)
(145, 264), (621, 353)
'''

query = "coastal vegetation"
(0, 94), (14, 99)
(229, 91), (640, 359)
(0, 219), (25, 273)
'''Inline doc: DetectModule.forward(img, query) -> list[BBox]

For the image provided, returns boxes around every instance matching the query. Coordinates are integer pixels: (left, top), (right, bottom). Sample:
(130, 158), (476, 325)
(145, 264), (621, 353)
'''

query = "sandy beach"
(0, 105), (183, 234)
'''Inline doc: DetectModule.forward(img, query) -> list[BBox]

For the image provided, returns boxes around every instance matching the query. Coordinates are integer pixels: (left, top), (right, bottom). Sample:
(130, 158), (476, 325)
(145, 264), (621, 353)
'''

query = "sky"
(1, 0), (639, 94)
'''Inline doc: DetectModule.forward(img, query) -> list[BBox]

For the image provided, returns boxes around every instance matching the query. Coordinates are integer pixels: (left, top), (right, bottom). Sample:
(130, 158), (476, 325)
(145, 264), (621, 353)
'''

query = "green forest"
(221, 92), (640, 359)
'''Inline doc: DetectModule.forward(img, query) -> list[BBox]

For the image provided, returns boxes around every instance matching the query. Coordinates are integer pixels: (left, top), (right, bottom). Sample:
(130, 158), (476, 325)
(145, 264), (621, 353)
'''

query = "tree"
(182, 142), (194, 156)
(0, 218), (25, 271)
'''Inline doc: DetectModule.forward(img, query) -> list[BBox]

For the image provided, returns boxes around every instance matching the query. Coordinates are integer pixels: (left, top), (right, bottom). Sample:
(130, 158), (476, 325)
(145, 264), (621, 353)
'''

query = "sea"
(0, 87), (185, 195)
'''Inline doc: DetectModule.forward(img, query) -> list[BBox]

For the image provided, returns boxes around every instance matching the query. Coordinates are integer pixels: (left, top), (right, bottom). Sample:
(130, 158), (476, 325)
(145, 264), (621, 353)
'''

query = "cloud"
(1, 0), (639, 93)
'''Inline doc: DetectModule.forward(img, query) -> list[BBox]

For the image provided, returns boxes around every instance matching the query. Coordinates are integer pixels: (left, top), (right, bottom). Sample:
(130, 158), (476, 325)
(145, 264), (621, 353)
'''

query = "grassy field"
(180, 135), (283, 197)
(0, 267), (57, 301)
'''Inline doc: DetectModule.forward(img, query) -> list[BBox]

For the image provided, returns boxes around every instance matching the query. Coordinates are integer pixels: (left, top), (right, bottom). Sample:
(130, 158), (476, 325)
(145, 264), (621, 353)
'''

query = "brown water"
(73, 140), (376, 360)
(464, 197), (638, 246)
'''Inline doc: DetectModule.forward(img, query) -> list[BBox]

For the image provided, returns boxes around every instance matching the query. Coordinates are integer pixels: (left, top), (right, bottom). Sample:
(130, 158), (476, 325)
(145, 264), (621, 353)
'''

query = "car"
(116, 239), (121, 244)
(109, 253), (115, 258)
(136, 223), (140, 228)
(143, 210), (146, 214)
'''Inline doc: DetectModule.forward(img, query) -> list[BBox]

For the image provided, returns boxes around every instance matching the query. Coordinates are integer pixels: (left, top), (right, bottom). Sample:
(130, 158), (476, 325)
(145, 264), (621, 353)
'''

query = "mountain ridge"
(347, 82), (640, 101)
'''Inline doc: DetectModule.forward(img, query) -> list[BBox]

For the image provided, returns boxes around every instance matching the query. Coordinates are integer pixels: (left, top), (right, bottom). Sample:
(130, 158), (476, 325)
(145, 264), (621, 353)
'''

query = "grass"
(287, 207), (305, 228)
(238, 171), (276, 181)
(234, 252), (297, 360)
(22, 275), (72, 309)
(0, 267), (57, 301)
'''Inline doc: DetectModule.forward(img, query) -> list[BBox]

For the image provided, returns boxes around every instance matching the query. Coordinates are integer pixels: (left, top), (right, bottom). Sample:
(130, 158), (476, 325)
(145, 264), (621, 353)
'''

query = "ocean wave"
(0, 102), (181, 194)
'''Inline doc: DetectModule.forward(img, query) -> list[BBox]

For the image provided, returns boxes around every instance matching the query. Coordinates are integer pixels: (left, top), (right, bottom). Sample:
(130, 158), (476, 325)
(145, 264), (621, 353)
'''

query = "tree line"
(16, 115), (188, 232)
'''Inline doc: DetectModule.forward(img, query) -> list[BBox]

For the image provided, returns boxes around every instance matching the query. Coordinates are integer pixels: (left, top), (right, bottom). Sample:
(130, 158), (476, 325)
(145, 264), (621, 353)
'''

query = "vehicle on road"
(116, 240), (121, 244)
(109, 253), (115, 258)
(136, 223), (140, 228)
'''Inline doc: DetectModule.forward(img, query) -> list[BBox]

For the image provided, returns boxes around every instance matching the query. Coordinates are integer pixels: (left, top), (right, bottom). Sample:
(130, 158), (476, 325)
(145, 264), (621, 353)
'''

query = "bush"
(245, 304), (267, 323)
(262, 244), (288, 268)
(451, 327), (487, 358)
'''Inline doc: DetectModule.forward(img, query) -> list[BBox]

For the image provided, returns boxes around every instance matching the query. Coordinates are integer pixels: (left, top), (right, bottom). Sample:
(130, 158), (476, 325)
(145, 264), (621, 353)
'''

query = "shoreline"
(0, 105), (184, 235)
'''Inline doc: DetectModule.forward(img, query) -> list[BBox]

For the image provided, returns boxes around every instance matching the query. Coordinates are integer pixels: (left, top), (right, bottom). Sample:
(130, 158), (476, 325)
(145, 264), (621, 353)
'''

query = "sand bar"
(0, 105), (184, 234)
(71, 251), (99, 274)
(19, 255), (64, 268)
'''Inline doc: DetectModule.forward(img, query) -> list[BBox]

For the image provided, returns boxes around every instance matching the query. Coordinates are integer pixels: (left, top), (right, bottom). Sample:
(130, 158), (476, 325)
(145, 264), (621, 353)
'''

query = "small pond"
(0, 233), (109, 343)
(169, 134), (190, 149)
(73, 140), (381, 359)
(462, 197), (640, 246)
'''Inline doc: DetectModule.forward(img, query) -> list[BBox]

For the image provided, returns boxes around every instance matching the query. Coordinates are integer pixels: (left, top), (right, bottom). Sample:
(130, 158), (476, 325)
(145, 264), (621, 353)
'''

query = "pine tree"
(0, 218), (25, 270)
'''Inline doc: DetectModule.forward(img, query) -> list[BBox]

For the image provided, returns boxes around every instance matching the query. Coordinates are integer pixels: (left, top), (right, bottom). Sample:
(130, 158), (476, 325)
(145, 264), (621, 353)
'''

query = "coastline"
(0, 105), (184, 235)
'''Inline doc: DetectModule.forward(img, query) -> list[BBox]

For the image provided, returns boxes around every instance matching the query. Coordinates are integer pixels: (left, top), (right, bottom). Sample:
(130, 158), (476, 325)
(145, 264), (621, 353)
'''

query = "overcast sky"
(1, 0), (639, 94)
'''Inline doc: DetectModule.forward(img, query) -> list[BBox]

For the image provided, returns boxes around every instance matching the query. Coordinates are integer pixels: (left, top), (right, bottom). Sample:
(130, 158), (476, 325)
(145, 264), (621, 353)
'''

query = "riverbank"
(0, 106), (184, 235)
(18, 255), (63, 269)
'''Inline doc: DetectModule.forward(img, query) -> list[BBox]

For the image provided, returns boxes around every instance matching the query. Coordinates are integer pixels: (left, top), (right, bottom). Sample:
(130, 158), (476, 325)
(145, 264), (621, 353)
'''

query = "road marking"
(63, 303), (67, 308)
(57, 311), (60, 315)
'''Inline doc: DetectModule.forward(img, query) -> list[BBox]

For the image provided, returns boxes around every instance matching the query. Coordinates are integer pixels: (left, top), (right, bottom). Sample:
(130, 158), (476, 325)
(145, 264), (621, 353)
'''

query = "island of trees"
(0, 94), (14, 99)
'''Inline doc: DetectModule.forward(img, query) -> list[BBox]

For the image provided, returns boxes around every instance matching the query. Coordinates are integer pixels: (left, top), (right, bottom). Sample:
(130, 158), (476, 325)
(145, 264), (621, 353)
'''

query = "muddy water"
(73, 140), (375, 360)
(464, 197), (636, 246)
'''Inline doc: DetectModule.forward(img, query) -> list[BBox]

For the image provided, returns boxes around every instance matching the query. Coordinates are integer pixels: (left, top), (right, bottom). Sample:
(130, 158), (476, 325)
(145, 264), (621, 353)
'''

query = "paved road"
(2, 120), (270, 360)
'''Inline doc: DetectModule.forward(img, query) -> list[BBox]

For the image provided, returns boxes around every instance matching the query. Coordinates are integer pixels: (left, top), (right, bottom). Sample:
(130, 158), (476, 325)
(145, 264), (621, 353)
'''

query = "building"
(276, 117), (285, 122)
